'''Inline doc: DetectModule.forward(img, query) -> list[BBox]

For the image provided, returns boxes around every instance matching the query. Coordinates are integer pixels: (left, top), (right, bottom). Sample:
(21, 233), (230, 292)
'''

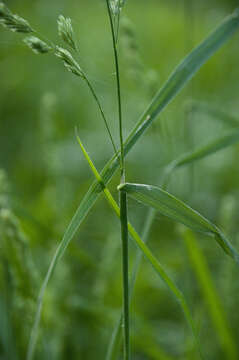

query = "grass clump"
(1, 1), (239, 360)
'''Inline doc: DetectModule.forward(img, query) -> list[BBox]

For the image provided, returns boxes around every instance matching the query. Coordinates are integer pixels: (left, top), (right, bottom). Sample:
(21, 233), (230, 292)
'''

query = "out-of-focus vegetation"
(1, 0), (239, 359)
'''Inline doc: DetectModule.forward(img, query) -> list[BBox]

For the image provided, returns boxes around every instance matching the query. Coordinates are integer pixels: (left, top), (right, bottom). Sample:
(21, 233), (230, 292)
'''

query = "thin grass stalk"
(82, 72), (118, 158)
(106, 208), (156, 360)
(102, 186), (202, 359)
(105, 0), (124, 176)
(105, 1), (129, 358)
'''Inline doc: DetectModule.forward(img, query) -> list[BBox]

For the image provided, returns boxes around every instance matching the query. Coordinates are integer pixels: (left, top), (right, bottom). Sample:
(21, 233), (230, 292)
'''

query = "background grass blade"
(181, 228), (237, 360)
(164, 128), (239, 184)
(187, 100), (239, 128)
(119, 183), (239, 263)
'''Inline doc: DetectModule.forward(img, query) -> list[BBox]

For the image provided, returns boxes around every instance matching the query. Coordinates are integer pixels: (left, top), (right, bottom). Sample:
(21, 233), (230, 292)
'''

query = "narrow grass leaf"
(187, 100), (239, 128)
(164, 128), (239, 183)
(119, 183), (239, 263)
(181, 228), (237, 360)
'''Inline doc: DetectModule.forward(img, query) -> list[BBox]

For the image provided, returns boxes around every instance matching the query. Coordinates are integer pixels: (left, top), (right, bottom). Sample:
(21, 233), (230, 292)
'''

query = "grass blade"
(187, 100), (239, 128)
(164, 128), (239, 184)
(124, 8), (239, 151)
(119, 183), (239, 263)
(181, 228), (237, 360)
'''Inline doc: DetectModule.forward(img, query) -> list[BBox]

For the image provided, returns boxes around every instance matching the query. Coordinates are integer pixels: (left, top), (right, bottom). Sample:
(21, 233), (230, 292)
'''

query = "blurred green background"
(1, 0), (239, 359)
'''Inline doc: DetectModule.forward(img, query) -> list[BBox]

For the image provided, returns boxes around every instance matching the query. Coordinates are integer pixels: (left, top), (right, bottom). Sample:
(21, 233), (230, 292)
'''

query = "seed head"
(110, 0), (126, 15)
(24, 36), (52, 54)
(57, 15), (76, 50)
(0, 2), (33, 33)
(55, 46), (83, 77)
(0, 2), (11, 17)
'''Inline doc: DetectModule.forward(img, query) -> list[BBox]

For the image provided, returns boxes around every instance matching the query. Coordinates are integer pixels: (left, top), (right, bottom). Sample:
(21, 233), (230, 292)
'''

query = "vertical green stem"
(105, 0), (124, 178)
(106, 1), (129, 359)
(120, 191), (130, 360)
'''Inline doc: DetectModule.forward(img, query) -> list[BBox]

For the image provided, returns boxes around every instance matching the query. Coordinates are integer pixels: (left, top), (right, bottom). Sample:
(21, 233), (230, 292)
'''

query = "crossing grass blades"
(1, 1), (239, 359)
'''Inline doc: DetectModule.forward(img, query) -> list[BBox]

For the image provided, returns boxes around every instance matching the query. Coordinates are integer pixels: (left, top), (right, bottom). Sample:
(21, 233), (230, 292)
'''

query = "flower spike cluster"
(0, 2), (33, 33)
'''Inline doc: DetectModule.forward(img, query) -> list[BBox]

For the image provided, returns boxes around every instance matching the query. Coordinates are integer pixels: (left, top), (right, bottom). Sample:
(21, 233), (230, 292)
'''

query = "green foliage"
(119, 182), (239, 261)
(1, 1), (239, 360)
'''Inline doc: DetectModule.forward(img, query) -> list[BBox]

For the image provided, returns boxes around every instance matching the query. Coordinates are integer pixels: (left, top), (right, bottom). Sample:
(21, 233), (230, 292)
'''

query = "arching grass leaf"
(119, 183), (239, 264)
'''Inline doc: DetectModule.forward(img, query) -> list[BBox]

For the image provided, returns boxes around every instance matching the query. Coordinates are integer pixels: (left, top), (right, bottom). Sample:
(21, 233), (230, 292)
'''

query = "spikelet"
(57, 15), (76, 50)
(119, 0), (126, 10)
(55, 46), (83, 77)
(0, 2), (33, 33)
(23, 36), (52, 54)
(110, 0), (126, 15)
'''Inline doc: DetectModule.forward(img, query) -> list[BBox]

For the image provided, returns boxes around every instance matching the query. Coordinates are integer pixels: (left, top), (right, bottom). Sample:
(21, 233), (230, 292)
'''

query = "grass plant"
(1, 1), (239, 359)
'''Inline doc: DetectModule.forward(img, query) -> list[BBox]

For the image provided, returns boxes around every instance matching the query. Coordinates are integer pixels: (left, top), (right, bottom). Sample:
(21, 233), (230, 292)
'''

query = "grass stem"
(83, 73), (118, 158)
(105, 0), (124, 177)
(105, 1), (129, 359)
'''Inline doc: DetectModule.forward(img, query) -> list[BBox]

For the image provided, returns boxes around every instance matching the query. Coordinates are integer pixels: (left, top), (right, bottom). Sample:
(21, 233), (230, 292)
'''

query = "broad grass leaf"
(119, 183), (239, 263)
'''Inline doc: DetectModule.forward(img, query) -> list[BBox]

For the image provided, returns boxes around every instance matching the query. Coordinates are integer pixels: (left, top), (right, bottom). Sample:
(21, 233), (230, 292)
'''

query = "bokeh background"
(1, 0), (239, 359)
